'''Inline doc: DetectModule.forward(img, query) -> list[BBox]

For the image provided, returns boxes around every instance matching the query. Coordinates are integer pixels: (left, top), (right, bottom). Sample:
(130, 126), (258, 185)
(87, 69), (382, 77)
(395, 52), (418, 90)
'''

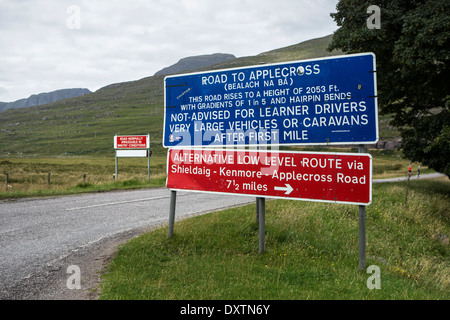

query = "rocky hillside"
(0, 88), (92, 112)
(2, 34), (390, 157)
(154, 53), (236, 76)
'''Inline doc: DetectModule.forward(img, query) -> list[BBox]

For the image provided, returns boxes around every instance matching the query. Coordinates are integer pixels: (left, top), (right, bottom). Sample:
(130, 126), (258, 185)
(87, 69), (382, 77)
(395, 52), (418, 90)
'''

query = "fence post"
(4, 172), (8, 192)
(48, 173), (51, 188)
(83, 174), (86, 184)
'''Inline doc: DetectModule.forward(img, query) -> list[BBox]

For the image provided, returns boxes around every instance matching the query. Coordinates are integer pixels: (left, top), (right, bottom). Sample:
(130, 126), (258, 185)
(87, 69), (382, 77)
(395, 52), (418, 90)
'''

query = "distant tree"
(328, 0), (450, 177)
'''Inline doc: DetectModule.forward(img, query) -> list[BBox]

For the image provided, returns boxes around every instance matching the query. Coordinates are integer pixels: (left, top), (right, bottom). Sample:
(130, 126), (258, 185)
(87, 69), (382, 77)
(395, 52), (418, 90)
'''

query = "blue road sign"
(163, 53), (378, 148)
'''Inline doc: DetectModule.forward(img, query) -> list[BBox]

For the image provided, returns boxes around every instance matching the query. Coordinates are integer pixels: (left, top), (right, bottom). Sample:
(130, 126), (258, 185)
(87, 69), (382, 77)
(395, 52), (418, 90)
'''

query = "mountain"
(154, 53), (236, 76)
(0, 88), (92, 112)
(0, 34), (353, 157)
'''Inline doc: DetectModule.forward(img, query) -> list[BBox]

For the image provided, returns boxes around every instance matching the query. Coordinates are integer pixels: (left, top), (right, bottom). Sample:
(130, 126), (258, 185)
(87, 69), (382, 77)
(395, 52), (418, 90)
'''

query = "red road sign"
(114, 135), (149, 149)
(167, 148), (372, 205)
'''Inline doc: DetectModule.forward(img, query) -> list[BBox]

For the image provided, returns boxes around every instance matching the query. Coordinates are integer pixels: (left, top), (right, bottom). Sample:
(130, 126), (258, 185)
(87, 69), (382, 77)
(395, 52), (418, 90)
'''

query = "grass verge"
(0, 150), (430, 199)
(99, 177), (449, 300)
(0, 156), (167, 199)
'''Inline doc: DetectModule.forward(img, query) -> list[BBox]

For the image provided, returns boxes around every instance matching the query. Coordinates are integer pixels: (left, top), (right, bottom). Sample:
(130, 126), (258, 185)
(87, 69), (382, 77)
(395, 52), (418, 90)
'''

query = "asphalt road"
(372, 172), (445, 183)
(0, 188), (254, 299)
(0, 173), (444, 299)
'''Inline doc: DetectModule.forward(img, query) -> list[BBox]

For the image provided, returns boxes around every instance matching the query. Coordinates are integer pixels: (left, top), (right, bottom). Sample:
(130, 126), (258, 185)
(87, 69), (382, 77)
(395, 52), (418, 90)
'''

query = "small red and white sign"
(114, 135), (149, 149)
(167, 148), (372, 205)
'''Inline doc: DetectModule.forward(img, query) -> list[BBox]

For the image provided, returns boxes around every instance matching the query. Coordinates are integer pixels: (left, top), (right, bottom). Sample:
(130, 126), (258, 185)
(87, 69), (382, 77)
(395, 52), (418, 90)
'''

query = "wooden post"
(5, 172), (8, 192)
(48, 172), (51, 188)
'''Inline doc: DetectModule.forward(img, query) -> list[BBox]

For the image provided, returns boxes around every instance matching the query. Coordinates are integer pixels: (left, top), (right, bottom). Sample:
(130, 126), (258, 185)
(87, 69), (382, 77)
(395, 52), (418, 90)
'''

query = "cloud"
(0, 0), (338, 102)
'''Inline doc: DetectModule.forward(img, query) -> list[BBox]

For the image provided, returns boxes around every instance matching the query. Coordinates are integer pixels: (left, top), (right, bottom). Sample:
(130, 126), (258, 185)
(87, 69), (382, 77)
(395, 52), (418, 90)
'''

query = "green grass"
(367, 149), (433, 178)
(0, 156), (167, 199)
(99, 177), (449, 300)
(0, 34), (399, 162)
(0, 149), (429, 199)
(0, 35), (342, 159)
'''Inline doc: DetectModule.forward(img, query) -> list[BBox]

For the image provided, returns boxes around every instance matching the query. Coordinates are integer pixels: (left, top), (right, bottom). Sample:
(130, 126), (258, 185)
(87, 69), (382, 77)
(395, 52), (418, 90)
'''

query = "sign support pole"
(256, 198), (260, 223)
(256, 145), (264, 224)
(115, 154), (118, 180)
(358, 144), (367, 270)
(168, 190), (177, 238)
(258, 197), (265, 254)
(147, 133), (150, 182)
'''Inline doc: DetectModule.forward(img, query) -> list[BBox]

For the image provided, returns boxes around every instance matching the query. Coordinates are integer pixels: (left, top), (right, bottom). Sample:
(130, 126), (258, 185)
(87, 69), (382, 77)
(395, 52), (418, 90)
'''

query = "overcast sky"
(0, 0), (338, 102)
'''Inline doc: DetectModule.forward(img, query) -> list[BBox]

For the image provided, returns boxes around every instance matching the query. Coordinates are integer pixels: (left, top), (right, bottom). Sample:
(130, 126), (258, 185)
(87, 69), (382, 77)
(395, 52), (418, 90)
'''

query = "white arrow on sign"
(274, 184), (293, 195)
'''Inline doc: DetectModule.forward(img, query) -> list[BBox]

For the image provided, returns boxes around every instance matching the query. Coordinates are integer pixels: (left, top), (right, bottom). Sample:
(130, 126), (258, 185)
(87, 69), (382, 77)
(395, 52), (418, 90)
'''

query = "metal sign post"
(164, 53), (378, 265)
(358, 144), (367, 270)
(168, 190), (177, 239)
(258, 197), (265, 254)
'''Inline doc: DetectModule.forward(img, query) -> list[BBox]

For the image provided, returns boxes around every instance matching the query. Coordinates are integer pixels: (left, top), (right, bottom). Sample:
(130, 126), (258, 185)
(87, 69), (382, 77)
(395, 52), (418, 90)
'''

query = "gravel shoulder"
(3, 227), (150, 300)
(4, 209), (240, 300)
